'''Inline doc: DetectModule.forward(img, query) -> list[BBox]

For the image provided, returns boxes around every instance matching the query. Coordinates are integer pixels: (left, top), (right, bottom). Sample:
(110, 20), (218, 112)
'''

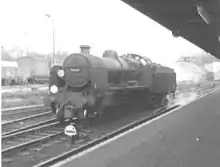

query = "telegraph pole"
(45, 14), (55, 66)
(1, 46), (3, 57)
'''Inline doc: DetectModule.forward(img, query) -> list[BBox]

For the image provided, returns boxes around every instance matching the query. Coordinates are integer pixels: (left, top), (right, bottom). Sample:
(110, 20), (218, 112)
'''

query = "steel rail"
(2, 111), (52, 126)
(2, 121), (61, 156)
(2, 118), (57, 136)
(33, 105), (180, 167)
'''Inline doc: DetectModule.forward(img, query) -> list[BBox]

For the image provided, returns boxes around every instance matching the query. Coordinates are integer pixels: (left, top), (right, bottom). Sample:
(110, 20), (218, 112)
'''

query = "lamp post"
(45, 14), (55, 66)
(1, 46), (3, 57)
(24, 31), (28, 57)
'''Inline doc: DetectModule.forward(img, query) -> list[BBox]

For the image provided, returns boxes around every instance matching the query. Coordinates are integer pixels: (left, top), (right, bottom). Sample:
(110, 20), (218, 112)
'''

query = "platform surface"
(54, 88), (220, 167)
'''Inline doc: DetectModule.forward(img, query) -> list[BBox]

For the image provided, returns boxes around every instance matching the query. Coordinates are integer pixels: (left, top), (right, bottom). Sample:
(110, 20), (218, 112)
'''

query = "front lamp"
(57, 69), (64, 77)
(50, 85), (58, 94)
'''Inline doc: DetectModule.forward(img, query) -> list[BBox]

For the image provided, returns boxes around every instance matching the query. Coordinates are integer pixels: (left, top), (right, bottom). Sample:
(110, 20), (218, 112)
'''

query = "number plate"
(70, 68), (80, 72)
(64, 125), (77, 136)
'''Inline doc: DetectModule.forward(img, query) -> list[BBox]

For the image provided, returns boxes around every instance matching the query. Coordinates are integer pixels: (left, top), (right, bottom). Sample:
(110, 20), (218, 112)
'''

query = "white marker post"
(64, 123), (77, 144)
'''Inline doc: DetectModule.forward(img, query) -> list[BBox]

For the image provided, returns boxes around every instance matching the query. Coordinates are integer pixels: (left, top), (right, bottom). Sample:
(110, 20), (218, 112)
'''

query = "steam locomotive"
(48, 45), (176, 123)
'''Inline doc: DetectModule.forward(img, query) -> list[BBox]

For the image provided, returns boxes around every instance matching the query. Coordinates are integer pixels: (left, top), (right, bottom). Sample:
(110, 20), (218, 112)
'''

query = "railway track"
(2, 117), (57, 136)
(1, 83), (218, 167)
(34, 85), (219, 167)
(34, 105), (180, 167)
(2, 106), (53, 136)
(2, 105), (50, 121)
(1, 101), (181, 167)
(2, 104), (45, 113)
(2, 121), (63, 157)
(2, 105), (49, 117)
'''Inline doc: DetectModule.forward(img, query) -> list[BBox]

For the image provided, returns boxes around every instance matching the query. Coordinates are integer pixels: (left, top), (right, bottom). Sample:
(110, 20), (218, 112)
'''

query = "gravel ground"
(1, 81), (215, 109)
(2, 90), (201, 167)
(2, 84), (47, 90)
(2, 117), (55, 137)
(2, 89), (48, 99)
(2, 95), (47, 109)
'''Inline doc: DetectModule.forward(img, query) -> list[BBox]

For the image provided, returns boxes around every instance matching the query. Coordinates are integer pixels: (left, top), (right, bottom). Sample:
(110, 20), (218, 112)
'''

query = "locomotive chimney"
(80, 45), (91, 55)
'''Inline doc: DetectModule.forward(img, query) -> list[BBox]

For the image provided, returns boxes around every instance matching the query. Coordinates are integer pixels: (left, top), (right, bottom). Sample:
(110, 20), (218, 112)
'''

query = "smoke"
(205, 62), (220, 80)
(174, 62), (206, 83)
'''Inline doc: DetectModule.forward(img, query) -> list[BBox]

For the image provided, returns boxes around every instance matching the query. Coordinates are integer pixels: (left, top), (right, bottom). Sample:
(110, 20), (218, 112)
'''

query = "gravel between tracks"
(1, 91), (197, 167)
(2, 108), (50, 122)
(2, 106), (169, 167)
(2, 105), (52, 136)
(2, 95), (47, 109)
(2, 112), (54, 135)
(2, 83), (218, 167)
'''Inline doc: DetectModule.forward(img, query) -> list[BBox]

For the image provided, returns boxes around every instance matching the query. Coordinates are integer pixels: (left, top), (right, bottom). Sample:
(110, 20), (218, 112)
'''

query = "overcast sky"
(1, 0), (204, 69)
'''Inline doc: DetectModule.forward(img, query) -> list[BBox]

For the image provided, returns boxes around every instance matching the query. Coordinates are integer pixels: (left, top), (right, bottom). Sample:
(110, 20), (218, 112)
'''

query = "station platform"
(53, 88), (220, 167)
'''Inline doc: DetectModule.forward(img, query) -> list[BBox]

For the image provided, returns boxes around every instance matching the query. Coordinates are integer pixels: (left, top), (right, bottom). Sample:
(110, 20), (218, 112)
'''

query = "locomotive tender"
(48, 45), (176, 122)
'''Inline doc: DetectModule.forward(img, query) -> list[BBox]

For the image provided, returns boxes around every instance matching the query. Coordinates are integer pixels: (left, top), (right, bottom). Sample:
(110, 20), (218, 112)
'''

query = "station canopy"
(121, 0), (220, 59)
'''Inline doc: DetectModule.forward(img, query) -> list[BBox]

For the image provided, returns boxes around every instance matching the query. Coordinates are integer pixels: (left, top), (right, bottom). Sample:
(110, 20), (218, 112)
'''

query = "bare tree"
(1, 47), (14, 61)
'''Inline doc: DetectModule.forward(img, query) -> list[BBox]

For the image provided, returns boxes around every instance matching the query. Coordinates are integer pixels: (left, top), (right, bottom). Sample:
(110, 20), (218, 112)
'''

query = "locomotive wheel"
(80, 109), (90, 128)
(147, 95), (157, 109)
(51, 103), (57, 113)
(58, 118), (65, 123)
(150, 94), (163, 108)
(93, 98), (105, 118)
(172, 92), (175, 99)
(94, 107), (104, 118)
(161, 95), (168, 107)
(56, 108), (65, 123)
